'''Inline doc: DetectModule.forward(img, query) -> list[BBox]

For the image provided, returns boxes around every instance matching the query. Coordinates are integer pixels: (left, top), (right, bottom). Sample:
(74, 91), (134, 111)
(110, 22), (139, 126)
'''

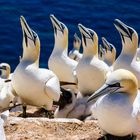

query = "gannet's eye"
(108, 82), (121, 87)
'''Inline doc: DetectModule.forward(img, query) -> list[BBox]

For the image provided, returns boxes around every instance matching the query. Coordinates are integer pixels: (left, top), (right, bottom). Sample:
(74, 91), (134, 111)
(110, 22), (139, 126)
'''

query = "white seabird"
(101, 37), (116, 67)
(69, 33), (82, 61)
(0, 63), (15, 110)
(12, 16), (61, 117)
(75, 24), (110, 96)
(113, 19), (140, 88)
(88, 69), (140, 137)
(49, 15), (78, 91)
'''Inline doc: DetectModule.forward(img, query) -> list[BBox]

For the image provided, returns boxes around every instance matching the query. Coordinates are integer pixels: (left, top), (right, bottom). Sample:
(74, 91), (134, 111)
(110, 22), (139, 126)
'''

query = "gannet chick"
(69, 33), (82, 61)
(102, 37), (116, 67)
(0, 64), (15, 110)
(54, 87), (77, 118)
(113, 19), (140, 88)
(88, 69), (140, 137)
(54, 88), (89, 120)
(12, 16), (61, 117)
(75, 24), (110, 96)
(49, 15), (78, 91)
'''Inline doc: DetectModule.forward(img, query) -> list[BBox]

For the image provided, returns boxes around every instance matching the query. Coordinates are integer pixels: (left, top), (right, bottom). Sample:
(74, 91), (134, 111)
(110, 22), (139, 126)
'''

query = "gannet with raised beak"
(69, 33), (82, 61)
(102, 37), (116, 67)
(88, 69), (140, 138)
(12, 16), (61, 117)
(49, 15), (78, 91)
(75, 24), (110, 96)
(113, 19), (140, 88)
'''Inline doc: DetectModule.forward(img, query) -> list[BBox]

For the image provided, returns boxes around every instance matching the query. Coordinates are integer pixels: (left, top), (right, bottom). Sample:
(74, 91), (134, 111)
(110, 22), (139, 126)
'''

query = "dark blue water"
(0, 0), (140, 71)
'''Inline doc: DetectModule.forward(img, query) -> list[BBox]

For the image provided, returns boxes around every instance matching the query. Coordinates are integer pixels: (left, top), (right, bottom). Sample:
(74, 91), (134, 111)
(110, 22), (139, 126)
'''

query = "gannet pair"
(12, 16), (61, 117)
(49, 15), (78, 91)
(88, 69), (140, 138)
(0, 63), (15, 110)
(101, 37), (116, 67)
(69, 33), (82, 61)
(75, 24), (110, 96)
(113, 19), (140, 88)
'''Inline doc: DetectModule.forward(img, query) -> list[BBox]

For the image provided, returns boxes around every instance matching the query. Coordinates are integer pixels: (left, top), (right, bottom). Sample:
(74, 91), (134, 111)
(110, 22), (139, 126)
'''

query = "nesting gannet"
(12, 16), (61, 117)
(102, 37), (116, 67)
(0, 63), (10, 91)
(49, 15), (78, 91)
(69, 33), (82, 61)
(75, 24), (110, 96)
(0, 63), (16, 110)
(113, 19), (140, 88)
(88, 69), (140, 137)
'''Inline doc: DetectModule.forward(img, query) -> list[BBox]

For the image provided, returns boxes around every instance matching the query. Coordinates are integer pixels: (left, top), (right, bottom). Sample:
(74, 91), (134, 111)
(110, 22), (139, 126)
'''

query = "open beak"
(114, 19), (134, 41)
(87, 84), (120, 103)
(50, 14), (65, 34)
(20, 16), (36, 46)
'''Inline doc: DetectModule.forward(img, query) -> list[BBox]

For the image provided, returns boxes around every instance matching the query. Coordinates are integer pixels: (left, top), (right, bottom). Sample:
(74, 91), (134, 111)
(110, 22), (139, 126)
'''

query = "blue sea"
(0, 0), (140, 71)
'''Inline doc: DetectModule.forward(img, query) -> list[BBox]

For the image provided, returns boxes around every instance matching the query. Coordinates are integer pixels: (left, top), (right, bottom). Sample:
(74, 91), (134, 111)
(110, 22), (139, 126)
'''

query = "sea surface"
(0, 0), (140, 71)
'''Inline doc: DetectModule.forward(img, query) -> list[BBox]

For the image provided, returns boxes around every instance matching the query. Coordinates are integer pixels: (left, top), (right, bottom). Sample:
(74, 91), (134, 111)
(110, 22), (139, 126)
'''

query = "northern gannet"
(69, 33), (82, 61)
(75, 24), (110, 96)
(102, 37), (116, 67)
(49, 15), (78, 91)
(0, 63), (10, 91)
(113, 19), (140, 88)
(88, 69), (140, 137)
(0, 63), (15, 110)
(12, 16), (61, 117)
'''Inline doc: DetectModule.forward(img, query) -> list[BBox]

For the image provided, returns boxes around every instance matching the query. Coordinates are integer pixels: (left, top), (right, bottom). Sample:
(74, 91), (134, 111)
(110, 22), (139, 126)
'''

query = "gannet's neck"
(83, 44), (98, 58)
(22, 48), (39, 63)
(54, 33), (68, 54)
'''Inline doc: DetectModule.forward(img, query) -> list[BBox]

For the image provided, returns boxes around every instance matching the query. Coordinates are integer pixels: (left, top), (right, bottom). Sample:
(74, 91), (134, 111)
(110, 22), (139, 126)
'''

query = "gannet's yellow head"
(114, 19), (138, 55)
(78, 24), (98, 57)
(20, 16), (40, 62)
(88, 69), (138, 103)
(73, 33), (81, 50)
(102, 37), (116, 64)
(50, 15), (68, 49)
(0, 63), (11, 79)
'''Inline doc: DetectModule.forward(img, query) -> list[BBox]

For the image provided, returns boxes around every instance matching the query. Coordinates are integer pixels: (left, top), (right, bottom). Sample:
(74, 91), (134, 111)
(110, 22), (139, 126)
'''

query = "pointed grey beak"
(87, 83), (121, 103)
(102, 37), (114, 52)
(78, 24), (94, 46)
(99, 44), (105, 57)
(50, 14), (66, 34)
(102, 37), (110, 50)
(74, 33), (81, 44)
(114, 19), (134, 41)
(20, 16), (37, 46)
